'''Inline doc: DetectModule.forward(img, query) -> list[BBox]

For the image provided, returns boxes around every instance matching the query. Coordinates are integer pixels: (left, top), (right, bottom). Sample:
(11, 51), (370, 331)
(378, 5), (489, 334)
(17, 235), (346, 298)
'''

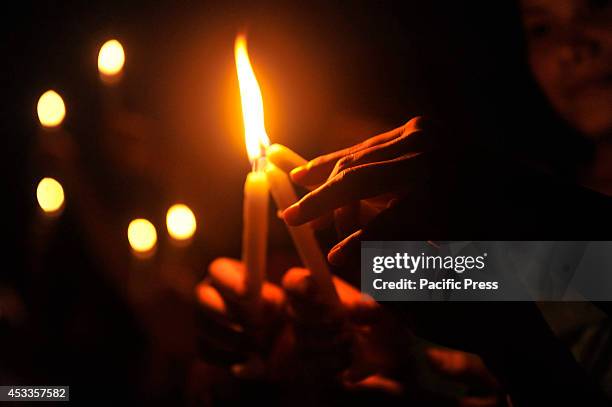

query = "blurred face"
(520, 0), (612, 139)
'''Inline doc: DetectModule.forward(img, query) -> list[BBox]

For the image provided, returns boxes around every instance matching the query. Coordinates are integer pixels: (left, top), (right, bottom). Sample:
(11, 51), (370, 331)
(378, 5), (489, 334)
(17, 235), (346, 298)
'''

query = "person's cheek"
(530, 47), (566, 112)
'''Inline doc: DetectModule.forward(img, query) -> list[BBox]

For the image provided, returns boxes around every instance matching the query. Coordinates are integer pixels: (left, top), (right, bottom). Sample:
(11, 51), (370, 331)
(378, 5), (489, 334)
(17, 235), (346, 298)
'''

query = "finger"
(208, 257), (248, 298)
(196, 282), (230, 318)
(281, 267), (322, 319)
(283, 267), (378, 324)
(208, 257), (284, 305)
(332, 196), (402, 238)
(328, 229), (364, 267)
(208, 258), (285, 325)
(343, 374), (403, 395)
(311, 212), (334, 230)
(324, 128), (429, 183)
(282, 267), (347, 325)
(334, 202), (361, 239)
(196, 331), (250, 366)
(426, 348), (499, 389)
(196, 311), (252, 355)
(282, 268), (355, 376)
(290, 123), (410, 187)
(283, 153), (426, 226)
(195, 283), (251, 343)
(231, 357), (267, 379)
(458, 396), (501, 407)
(195, 293), (254, 365)
(327, 195), (418, 268)
(332, 275), (379, 323)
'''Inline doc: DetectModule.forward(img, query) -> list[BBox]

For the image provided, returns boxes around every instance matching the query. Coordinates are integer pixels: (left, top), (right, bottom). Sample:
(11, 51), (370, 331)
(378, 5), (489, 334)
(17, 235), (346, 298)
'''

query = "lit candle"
(166, 203), (197, 245)
(266, 143), (307, 174)
(234, 36), (338, 306)
(98, 39), (125, 85)
(36, 177), (65, 217)
(37, 90), (66, 129)
(127, 218), (158, 259)
(265, 162), (339, 305)
(236, 35), (270, 300)
(33, 91), (67, 255)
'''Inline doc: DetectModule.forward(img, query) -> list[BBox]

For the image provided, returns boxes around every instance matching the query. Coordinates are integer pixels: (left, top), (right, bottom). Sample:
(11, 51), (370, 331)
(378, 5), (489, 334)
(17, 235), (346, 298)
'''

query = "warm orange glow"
(235, 34), (270, 163)
(98, 39), (125, 76)
(127, 218), (157, 253)
(37, 90), (66, 128)
(166, 204), (197, 241)
(36, 177), (65, 214)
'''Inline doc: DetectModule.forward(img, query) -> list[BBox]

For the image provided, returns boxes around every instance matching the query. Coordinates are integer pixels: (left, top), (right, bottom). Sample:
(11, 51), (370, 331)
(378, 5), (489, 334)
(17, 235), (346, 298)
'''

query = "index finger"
(283, 153), (425, 226)
(290, 123), (409, 187)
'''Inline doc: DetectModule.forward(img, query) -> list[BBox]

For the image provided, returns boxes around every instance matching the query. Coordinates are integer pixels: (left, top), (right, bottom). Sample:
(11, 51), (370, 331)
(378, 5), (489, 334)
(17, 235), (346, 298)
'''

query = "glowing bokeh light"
(235, 35), (270, 162)
(98, 39), (125, 76)
(36, 177), (65, 214)
(166, 204), (197, 241)
(37, 90), (66, 128)
(127, 218), (157, 253)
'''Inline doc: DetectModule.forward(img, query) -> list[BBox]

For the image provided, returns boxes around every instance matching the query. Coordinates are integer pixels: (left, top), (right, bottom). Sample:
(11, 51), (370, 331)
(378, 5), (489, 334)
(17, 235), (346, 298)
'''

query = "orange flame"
(235, 34), (270, 163)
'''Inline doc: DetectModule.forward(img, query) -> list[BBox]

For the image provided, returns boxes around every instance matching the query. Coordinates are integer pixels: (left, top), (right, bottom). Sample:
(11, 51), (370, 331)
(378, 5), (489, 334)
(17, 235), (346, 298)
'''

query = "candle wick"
(252, 156), (267, 172)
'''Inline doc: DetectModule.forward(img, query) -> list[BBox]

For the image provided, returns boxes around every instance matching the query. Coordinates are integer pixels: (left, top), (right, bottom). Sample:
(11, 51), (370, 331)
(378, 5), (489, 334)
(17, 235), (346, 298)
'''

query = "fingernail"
(290, 165), (307, 180)
(328, 245), (346, 266)
(282, 204), (300, 225)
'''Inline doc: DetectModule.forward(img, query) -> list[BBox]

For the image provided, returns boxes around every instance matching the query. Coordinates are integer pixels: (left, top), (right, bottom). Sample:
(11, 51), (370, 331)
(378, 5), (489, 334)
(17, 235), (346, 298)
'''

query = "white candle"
(242, 161), (269, 299)
(266, 143), (307, 174)
(235, 34), (272, 301)
(265, 152), (339, 307)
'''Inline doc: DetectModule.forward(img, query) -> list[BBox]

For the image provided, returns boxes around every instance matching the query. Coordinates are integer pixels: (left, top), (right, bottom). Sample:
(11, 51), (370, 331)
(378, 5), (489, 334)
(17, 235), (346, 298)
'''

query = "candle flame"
(37, 90), (66, 128)
(166, 203), (197, 241)
(36, 177), (65, 214)
(127, 218), (157, 254)
(98, 39), (125, 76)
(235, 34), (270, 163)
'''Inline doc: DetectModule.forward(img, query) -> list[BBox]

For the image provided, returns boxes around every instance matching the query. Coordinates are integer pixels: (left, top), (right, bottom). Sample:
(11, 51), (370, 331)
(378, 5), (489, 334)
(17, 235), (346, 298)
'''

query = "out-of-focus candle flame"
(37, 90), (66, 128)
(98, 39), (125, 76)
(127, 218), (157, 254)
(36, 177), (65, 214)
(235, 34), (270, 163)
(166, 204), (197, 241)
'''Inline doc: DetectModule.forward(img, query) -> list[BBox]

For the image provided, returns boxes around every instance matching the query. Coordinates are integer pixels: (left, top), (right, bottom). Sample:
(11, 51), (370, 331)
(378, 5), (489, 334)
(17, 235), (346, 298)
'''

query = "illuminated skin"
(195, 258), (398, 387)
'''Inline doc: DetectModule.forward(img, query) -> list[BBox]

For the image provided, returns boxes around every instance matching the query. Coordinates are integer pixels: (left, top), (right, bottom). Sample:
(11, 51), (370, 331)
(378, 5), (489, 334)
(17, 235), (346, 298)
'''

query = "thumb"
(282, 268), (353, 376)
(282, 267), (344, 327)
(282, 268), (333, 323)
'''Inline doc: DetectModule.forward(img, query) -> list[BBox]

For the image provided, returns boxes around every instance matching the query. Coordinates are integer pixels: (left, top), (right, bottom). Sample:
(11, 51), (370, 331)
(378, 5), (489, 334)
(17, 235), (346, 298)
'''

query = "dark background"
(6, 0), (541, 265)
(2, 0), (570, 404)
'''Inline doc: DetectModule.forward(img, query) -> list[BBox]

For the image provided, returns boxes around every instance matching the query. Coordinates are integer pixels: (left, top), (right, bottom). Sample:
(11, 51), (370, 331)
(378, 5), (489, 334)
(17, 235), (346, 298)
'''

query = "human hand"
(426, 347), (508, 407)
(196, 259), (409, 394)
(280, 116), (443, 265)
(195, 258), (286, 376)
(280, 267), (408, 393)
